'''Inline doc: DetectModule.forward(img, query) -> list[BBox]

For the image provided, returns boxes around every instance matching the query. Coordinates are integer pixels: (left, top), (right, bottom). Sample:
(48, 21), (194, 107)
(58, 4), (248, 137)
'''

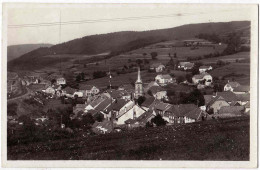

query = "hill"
(7, 44), (53, 61)
(8, 21), (250, 71)
(8, 116), (249, 160)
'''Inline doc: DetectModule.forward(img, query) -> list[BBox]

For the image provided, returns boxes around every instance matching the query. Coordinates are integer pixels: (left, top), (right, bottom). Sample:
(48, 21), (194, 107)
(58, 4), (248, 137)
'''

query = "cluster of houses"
(13, 60), (249, 135)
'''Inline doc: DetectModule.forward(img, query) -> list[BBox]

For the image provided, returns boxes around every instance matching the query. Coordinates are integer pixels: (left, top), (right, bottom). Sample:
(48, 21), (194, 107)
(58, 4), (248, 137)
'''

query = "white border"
(1, 2), (258, 168)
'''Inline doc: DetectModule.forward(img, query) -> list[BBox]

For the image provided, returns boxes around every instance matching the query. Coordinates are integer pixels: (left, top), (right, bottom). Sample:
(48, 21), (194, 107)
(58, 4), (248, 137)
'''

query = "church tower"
(134, 67), (144, 99)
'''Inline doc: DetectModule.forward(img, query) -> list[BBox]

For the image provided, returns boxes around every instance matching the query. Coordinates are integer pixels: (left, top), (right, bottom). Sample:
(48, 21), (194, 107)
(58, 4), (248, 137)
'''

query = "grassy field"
(199, 52), (250, 64)
(8, 116), (249, 160)
(210, 63), (250, 85)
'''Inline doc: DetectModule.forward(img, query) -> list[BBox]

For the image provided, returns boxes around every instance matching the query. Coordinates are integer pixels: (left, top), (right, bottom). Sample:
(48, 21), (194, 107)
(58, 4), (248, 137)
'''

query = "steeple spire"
(136, 67), (142, 83)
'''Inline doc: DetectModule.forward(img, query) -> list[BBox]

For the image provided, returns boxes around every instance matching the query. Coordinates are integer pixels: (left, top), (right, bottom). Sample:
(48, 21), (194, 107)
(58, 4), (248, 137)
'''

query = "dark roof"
(113, 99), (129, 111)
(136, 110), (155, 124)
(216, 91), (238, 102)
(141, 97), (156, 108)
(90, 97), (106, 108)
(149, 86), (166, 94)
(165, 104), (198, 117)
(233, 85), (250, 92)
(236, 93), (250, 102)
(185, 108), (204, 120)
(119, 84), (134, 90)
(106, 89), (124, 98)
(219, 106), (245, 114)
(207, 96), (227, 107)
(155, 102), (172, 111)
(79, 84), (98, 90)
(230, 101), (241, 106)
(204, 95), (214, 105)
(62, 86), (77, 94)
(95, 98), (113, 112)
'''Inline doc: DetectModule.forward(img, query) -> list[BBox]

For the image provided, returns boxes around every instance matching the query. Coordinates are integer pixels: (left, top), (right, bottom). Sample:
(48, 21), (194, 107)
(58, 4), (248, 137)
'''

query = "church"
(134, 67), (144, 99)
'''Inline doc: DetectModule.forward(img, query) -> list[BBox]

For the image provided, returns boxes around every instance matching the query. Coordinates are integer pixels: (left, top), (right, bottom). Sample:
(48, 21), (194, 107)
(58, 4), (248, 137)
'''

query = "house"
(192, 73), (212, 86)
(118, 84), (134, 93)
(215, 91), (238, 104)
(178, 62), (194, 70)
(111, 99), (134, 119)
(141, 97), (157, 111)
(116, 104), (146, 125)
(164, 104), (199, 124)
(199, 66), (213, 73)
(72, 104), (89, 119)
(224, 81), (241, 92)
(184, 108), (207, 123)
(94, 98), (115, 120)
(206, 96), (230, 114)
(150, 63), (165, 72)
(92, 120), (113, 134)
(125, 109), (156, 128)
(233, 85), (250, 94)
(144, 81), (159, 92)
(62, 86), (78, 98)
(79, 85), (100, 96)
(236, 93), (250, 105)
(103, 89), (124, 99)
(155, 74), (176, 86)
(154, 102), (172, 116)
(218, 106), (245, 118)
(149, 86), (167, 100)
(56, 77), (66, 85)
(42, 86), (56, 95)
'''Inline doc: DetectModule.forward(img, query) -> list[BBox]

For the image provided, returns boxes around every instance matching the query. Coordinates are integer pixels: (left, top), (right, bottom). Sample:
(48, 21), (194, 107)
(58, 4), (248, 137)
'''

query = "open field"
(8, 116), (249, 160)
(210, 63), (250, 85)
(199, 52), (250, 64)
(79, 70), (189, 89)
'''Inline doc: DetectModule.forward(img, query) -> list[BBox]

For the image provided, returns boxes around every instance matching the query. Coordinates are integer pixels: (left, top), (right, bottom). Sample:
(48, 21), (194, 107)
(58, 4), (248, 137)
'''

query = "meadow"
(8, 116), (249, 160)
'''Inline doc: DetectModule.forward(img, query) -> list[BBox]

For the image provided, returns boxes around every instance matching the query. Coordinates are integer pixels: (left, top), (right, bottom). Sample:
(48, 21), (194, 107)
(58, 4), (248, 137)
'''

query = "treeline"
(195, 33), (221, 43)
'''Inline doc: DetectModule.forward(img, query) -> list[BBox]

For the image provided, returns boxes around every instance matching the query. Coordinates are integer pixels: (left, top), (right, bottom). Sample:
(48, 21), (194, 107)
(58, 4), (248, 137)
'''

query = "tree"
(174, 53), (177, 58)
(94, 113), (104, 122)
(145, 121), (153, 128)
(137, 96), (146, 106)
(51, 79), (56, 85)
(7, 102), (18, 116)
(151, 114), (166, 126)
(185, 74), (192, 83)
(82, 113), (95, 127)
(147, 90), (153, 96)
(184, 89), (205, 106)
(128, 59), (132, 63)
(177, 75), (185, 83)
(151, 52), (158, 60)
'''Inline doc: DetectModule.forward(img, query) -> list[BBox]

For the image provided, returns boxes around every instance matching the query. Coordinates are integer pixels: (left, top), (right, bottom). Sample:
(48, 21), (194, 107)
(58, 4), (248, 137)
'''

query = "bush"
(151, 52), (158, 60)
(151, 114), (166, 126)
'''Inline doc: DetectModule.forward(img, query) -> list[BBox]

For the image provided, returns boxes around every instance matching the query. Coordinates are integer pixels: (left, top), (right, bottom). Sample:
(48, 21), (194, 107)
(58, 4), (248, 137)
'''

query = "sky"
(6, 3), (257, 46)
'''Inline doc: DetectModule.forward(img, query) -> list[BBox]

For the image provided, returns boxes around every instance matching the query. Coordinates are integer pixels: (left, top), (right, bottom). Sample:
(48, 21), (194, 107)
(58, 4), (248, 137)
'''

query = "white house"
(150, 63), (165, 72)
(56, 77), (66, 85)
(42, 86), (56, 95)
(116, 104), (146, 125)
(224, 81), (241, 92)
(149, 86), (168, 100)
(155, 74), (175, 86)
(79, 85), (100, 96)
(192, 73), (213, 86)
(199, 66), (213, 73)
(178, 62), (194, 70)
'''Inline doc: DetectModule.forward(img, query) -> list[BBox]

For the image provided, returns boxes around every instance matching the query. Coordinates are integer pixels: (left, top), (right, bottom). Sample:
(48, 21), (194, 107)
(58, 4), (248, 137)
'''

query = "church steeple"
(134, 67), (144, 99)
(136, 67), (142, 83)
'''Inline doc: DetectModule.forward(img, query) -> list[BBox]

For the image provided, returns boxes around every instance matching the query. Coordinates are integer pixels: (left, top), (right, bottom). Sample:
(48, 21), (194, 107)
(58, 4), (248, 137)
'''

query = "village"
(7, 41), (250, 136)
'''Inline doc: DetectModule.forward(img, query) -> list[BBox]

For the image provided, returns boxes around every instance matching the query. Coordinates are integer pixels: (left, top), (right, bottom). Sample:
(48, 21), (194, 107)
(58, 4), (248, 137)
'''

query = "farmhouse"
(192, 73), (213, 86)
(199, 66), (213, 73)
(144, 81), (159, 92)
(149, 86), (168, 100)
(42, 86), (56, 95)
(163, 104), (199, 124)
(79, 85), (100, 96)
(125, 109), (156, 128)
(155, 74), (176, 86)
(215, 91), (238, 104)
(236, 93), (250, 105)
(206, 96), (230, 114)
(178, 62), (194, 70)
(62, 86), (78, 98)
(224, 81), (241, 92)
(56, 77), (66, 85)
(92, 120), (113, 134)
(150, 63), (165, 72)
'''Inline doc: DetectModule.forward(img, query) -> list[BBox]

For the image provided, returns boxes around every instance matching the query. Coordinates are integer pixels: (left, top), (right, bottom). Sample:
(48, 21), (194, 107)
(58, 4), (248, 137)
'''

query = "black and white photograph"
(2, 2), (258, 168)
